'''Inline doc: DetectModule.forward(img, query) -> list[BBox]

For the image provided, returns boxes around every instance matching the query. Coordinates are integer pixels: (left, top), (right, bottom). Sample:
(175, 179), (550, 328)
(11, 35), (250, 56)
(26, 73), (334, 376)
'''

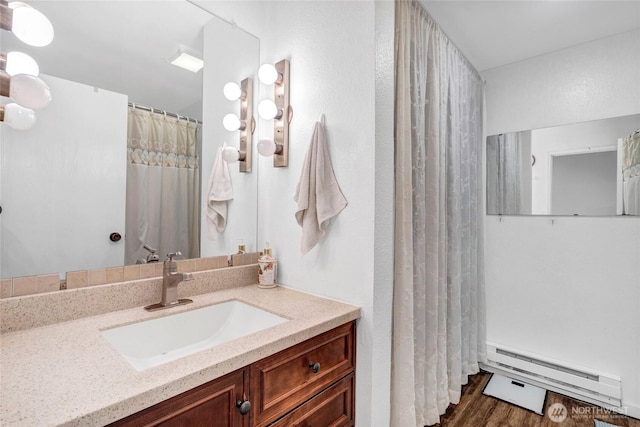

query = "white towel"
(293, 120), (347, 255)
(206, 145), (233, 240)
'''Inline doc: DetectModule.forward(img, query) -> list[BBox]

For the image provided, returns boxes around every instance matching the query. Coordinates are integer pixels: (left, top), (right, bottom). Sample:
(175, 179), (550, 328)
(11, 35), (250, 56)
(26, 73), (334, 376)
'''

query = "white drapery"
(125, 107), (200, 265)
(486, 133), (523, 215)
(392, 2), (486, 426)
(622, 129), (640, 215)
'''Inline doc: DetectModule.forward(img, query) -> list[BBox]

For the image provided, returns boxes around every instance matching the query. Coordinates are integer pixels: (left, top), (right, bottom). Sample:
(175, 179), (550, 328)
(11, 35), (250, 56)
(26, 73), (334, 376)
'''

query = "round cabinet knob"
(236, 400), (251, 415)
(309, 362), (321, 374)
(109, 232), (122, 242)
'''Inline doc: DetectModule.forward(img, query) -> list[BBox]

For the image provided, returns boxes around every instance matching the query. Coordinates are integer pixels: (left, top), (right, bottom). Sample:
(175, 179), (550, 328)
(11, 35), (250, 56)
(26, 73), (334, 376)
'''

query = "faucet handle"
(166, 252), (182, 262)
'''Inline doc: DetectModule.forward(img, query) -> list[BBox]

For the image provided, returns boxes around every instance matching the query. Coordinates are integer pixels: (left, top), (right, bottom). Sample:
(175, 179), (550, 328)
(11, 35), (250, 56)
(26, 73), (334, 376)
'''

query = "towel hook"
(319, 114), (326, 125)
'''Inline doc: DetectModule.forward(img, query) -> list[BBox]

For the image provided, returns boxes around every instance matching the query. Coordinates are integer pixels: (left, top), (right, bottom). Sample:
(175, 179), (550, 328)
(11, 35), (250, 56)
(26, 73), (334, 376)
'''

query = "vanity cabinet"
(109, 321), (356, 427)
(108, 368), (250, 427)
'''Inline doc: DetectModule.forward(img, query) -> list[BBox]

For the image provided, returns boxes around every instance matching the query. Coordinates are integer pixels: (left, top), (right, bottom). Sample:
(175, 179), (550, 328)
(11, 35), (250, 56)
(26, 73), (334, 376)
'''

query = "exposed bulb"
(258, 99), (278, 120)
(258, 64), (278, 85)
(9, 74), (52, 109)
(223, 82), (242, 101)
(222, 146), (240, 163)
(222, 113), (241, 131)
(1, 103), (36, 130)
(8, 2), (55, 47)
(4, 51), (39, 76)
(258, 139), (277, 157)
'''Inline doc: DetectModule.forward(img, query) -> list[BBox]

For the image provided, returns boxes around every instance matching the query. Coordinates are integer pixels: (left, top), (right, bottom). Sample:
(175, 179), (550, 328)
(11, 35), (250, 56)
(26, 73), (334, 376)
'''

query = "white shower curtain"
(125, 107), (200, 265)
(392, 1), (486, 426)
(486, 133), (523, 215)
(622, 130), (640, 215)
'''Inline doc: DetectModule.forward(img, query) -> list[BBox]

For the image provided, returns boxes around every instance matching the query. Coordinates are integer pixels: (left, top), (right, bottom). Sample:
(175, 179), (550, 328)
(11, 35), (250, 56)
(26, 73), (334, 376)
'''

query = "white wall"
(1, 75), (128, 279)
(253, 1), (394, 426)
(482, 30), (640, 416)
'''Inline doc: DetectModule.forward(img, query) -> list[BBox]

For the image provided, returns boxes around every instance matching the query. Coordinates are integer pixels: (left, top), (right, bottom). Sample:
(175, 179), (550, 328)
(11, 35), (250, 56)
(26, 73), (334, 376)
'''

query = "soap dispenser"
(257, 241), (277, 289)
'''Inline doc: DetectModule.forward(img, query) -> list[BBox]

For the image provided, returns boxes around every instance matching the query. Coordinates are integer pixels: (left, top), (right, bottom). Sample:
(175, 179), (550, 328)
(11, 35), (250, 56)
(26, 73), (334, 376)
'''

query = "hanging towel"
(206, 145), (233, 240)
(293, 120), (347, 255)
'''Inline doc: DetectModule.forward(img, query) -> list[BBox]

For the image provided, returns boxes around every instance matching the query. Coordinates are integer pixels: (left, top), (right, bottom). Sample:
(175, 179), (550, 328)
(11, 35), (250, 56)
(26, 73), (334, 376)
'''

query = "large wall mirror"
(0, 1), (259, 279)
(486, 114), (640, 216)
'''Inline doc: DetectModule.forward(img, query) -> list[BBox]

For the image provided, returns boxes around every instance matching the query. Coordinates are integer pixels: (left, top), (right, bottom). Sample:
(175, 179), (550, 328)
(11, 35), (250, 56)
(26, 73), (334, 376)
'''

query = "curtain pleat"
(392, 1), (486, 425)
(125, 107), (200, 264)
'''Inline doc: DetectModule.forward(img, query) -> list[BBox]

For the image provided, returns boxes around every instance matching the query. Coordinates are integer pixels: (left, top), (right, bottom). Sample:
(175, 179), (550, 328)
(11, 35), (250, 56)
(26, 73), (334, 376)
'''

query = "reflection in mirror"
(0, 1), (259, 280)
(486, 114), (640, 216)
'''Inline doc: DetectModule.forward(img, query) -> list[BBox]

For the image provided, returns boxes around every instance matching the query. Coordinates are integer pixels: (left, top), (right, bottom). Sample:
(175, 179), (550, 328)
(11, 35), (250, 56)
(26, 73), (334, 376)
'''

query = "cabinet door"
(108, 369), (249, 427)
(251, 322), (356, 427)
(269, 373), (355, 427)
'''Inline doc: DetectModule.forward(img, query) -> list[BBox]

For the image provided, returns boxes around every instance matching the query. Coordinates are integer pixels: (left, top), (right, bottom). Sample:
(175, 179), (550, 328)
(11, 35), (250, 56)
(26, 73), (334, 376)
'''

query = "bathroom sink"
(101, 300), (288, 371)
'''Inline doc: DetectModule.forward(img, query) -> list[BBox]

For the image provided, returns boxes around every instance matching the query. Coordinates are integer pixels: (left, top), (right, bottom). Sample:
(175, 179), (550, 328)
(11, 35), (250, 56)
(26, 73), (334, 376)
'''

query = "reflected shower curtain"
(622, 130), (640, 215)
(486, 133), (523, 215)
(392, 1), (486, 426)
(125, 107), (200, 265)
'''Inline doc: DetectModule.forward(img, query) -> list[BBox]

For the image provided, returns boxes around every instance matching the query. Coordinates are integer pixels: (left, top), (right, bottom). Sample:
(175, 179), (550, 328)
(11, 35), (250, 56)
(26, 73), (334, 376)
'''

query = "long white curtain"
(125, 107), (200, 264)
(486, 133), (523, 215)
(622, 130), (640, 215)
(392, 2), (486, 426)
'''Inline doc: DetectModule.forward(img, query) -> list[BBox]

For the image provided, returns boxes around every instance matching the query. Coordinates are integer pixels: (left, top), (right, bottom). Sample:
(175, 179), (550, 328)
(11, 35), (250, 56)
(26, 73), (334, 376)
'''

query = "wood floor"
(432, 372), (640, 427)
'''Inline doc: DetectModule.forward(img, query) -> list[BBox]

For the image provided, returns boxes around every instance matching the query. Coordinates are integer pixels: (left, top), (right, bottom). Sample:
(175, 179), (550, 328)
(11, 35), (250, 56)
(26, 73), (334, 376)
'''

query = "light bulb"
(257, 139), (277, 157)
(9, 74), (52, 109)
(258, 99), (278, 120)
(222, 113), (241, 131)
(1, 103), (36, 130)
(223, 82), (241, 101)
(5, 51), (39, 76)
(222, 146), (240, 163)
(258, 64), (278, 85)
(8, 2), (55, 47)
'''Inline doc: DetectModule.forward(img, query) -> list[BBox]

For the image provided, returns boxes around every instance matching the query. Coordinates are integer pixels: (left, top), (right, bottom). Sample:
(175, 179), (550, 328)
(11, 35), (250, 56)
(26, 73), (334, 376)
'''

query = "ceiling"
(420, 1), (640, 72)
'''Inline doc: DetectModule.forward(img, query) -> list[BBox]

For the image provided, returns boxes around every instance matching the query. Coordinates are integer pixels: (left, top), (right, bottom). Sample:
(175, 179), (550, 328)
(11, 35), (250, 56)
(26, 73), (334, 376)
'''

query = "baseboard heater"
(481, 342), (622, 409)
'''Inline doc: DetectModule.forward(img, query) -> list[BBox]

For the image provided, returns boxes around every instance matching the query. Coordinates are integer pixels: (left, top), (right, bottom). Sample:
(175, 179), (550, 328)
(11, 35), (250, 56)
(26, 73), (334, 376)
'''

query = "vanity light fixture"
(221, 77), (254, 172)
(258, 59), (291, 167)
(0, 1), (54, 47)
(168, 47), (204, 73)
(0, 72), (52, 109)
(0, 102), (35, 130)
(0, 51), (39, 76)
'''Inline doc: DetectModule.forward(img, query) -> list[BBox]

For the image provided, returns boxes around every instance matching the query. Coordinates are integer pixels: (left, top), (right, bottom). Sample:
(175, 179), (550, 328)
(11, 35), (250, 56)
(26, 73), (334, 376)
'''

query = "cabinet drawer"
(269, 372), (355, 427)
(251, 321), (356, 427)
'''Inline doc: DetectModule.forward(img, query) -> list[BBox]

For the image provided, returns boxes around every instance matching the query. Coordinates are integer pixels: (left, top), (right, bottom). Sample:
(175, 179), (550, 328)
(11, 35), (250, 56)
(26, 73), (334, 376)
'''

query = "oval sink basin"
(101, 300), (288, 371)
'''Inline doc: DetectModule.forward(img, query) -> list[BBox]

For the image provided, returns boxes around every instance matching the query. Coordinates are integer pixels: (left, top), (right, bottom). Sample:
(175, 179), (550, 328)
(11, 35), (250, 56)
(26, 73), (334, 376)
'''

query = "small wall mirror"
(486, 114), (640, 216)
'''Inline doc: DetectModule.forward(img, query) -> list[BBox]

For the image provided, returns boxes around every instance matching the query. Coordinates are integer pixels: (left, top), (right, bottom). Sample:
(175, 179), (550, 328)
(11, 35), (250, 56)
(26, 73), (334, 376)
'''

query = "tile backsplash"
(0, 253), (261, 299)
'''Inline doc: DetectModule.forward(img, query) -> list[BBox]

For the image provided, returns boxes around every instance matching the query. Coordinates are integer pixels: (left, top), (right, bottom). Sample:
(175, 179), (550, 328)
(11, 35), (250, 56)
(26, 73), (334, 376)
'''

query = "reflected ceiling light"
(0, 102), (36, 130)
(168, 47), (204, 73)
(0, 73), (52, 109)
(223, 82), (242, 101)
(222, 77), (254, 172)
(258, 59), (291, 167)
(1, 2), (54, 47)
(1, 51), (39, 76)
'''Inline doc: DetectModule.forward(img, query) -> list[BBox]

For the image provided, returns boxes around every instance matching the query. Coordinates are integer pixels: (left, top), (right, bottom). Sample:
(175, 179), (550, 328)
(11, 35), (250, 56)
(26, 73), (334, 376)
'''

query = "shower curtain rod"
(128, 102), (202, 125)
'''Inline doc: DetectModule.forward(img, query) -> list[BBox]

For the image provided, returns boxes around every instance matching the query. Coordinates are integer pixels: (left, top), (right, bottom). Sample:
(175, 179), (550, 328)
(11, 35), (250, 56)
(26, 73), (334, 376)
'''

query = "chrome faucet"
(144, 252), (194, 311)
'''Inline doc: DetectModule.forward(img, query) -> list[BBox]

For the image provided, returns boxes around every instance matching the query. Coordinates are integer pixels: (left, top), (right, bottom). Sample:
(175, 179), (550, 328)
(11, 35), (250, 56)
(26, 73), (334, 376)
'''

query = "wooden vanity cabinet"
(108, 368), (250, 427)
(109, 321), (356, 427)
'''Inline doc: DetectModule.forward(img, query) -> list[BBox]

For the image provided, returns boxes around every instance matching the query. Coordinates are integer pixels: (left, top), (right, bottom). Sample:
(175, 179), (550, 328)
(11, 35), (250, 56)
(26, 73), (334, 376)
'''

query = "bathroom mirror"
(486, 114), (640, 216)
(0, 1), (259, 279)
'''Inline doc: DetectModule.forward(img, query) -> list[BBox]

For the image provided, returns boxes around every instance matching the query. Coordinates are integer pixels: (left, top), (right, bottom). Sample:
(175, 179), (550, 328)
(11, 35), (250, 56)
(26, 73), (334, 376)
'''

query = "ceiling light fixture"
(168, 47), (204, 73)
(0, 51), (39, 76)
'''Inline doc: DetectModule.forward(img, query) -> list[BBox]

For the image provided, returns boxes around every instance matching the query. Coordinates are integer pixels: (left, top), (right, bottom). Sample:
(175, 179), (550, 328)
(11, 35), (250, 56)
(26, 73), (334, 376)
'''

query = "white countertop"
(0, 284), (360, 426)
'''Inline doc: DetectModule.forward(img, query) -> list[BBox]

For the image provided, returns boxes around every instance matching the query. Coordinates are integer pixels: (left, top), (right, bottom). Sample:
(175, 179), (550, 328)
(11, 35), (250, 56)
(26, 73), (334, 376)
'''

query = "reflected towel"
(206, 145), (233, 240)
(293, 120), (347, 255)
